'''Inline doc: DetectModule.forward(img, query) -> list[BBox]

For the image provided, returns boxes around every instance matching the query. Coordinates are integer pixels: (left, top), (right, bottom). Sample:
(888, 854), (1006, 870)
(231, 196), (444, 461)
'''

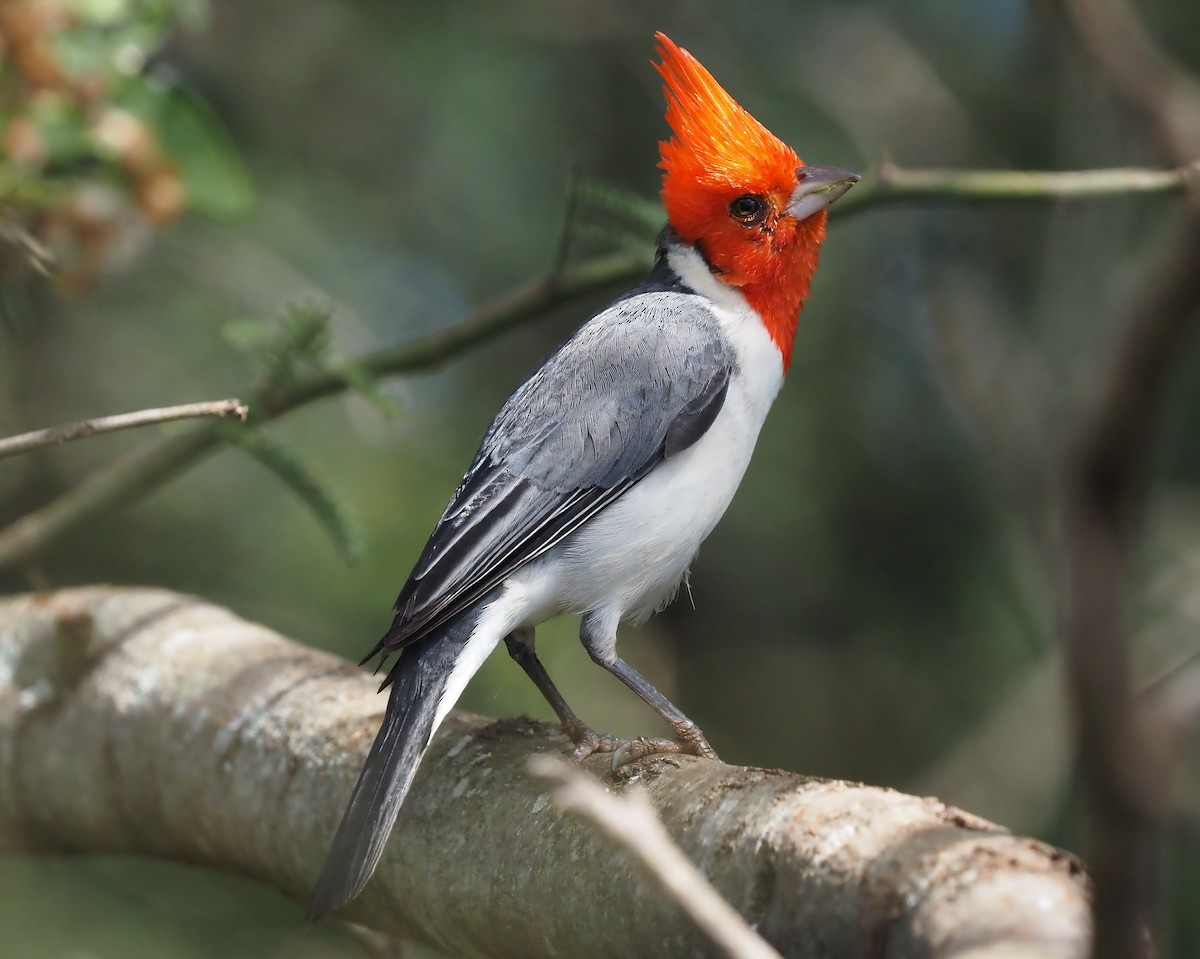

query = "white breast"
(501, 244), (785, 641)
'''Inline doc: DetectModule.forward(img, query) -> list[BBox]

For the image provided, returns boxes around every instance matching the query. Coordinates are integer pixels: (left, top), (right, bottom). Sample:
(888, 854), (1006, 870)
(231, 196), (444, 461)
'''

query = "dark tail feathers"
(306, 610), (480, 922)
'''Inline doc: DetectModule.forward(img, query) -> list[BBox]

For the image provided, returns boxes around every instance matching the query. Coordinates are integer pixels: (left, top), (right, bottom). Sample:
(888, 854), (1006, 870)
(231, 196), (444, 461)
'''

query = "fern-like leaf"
(334, 358), (404, 419)
(223, 424), (362, 564)
(575, 178), (664, 239)
(260, 300), (334, 389)
(570, 221), (658, 267)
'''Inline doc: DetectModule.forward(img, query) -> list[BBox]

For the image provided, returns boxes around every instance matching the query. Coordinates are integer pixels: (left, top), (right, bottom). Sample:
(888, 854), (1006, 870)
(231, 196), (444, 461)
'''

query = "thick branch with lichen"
(1, 160), (1197, 574)
(0, 587), (1091, 959)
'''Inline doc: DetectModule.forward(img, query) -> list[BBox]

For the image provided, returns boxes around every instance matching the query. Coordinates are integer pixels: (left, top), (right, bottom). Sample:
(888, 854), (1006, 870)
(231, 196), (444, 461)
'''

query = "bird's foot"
(611, 719), (720, 768)
(562, 720), (625, 762)
(563, 718), (720, 768)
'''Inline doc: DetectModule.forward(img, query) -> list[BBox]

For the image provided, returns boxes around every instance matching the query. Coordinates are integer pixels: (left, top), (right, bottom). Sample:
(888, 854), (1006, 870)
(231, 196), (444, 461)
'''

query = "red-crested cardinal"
(308, 32), (857, 920)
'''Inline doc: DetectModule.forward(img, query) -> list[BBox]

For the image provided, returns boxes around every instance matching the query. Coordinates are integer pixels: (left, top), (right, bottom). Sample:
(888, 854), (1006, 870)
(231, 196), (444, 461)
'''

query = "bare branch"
(257, 252), (647, 417)
(1042, 1), (1200, 956)
(834, 158), (1200, 219)
(1060, 214), (1200, 959)
(3, 155), (1199, 572)
(1048, 0), (1200, 168)
(0, 253), (646, 573)
(0, 586), (1092, 959)
(0, 399), (249, 461)
(529, 756), (782, 959)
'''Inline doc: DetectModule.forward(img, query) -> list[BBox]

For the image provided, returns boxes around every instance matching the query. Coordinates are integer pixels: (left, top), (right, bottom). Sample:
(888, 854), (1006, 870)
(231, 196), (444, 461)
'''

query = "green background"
(2, 1), (1199, 956)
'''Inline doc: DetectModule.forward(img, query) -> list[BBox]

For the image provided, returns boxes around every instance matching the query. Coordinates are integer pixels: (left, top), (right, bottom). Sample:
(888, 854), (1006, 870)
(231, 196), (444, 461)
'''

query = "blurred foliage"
(566, 175), (663, 261)
(226, 298), (403, 418)
(226, 298), (336, 392)
(225, 422), (363, 564)
(1, 1), (1200, 957)
(0, 0), (250, 299)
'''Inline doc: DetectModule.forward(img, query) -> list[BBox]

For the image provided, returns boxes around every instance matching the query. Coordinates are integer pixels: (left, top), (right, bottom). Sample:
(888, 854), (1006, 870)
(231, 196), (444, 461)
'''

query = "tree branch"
(0, 253), (646, 573)
(0, 399), (248, 461)
(0, 587), (1092, 959)
(834, 158), (1200, 218)
(3, 157), (1198, 574)
(258, 252), (644, 417)
(1046, 0), (1200, 167)
(1042, 1), (1200, 956)
(530, 756), (783, 959)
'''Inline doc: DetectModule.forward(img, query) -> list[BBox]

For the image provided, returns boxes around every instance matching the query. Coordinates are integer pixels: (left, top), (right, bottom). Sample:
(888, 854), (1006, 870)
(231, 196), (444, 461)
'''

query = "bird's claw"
(562, 720), (623, 762)
(562, 719), (719, 768)
(567, 730), (624, 762)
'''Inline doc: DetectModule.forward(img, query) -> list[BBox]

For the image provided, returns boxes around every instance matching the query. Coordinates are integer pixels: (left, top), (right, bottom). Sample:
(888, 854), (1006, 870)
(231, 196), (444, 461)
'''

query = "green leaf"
(334, 358), (404, 419)
(576, 178), (664, 239)
(0, 163), (69, 209)
(226, 303), (401, 418)
(223, 425), (362, 564)
(55, 3), (175, 79)
(64, 0), (135, 24)
(116, 77), (254, 222)
(224, 302), (334, 391)
(261, 301), (334, 387)
(0, 276), (40, 336)
(570, 221), (657, 268)
(27, 98), (94, 167)
(221, 317), (279, 354)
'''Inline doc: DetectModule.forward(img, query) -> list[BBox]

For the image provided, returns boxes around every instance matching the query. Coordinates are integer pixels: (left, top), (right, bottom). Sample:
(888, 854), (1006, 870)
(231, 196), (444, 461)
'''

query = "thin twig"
(528, 756), (784, 959)
(833, 157), (1200, 218)
(0, 399), (248, 462)
(3, 158), (1199, 571)
(0, 253), (645, 572)
(258, 252), (646, 418)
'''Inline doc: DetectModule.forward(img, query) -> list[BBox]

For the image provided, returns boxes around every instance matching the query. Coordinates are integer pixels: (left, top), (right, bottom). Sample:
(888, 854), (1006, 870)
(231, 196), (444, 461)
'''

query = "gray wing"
(366, 288), (732, 665)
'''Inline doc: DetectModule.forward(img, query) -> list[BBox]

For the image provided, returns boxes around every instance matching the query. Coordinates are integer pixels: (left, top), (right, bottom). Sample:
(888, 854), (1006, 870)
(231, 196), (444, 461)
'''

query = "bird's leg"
(579, 613), (720, 767)
(502, 628), (622, 760)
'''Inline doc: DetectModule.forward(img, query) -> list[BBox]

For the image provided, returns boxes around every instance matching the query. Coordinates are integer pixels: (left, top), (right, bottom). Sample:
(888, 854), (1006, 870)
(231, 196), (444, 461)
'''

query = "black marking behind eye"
(693, 238), (724, 275)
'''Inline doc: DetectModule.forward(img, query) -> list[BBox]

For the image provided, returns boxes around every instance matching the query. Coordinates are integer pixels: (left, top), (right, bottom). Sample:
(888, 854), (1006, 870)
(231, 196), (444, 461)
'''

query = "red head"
(655, 33), (857, 367)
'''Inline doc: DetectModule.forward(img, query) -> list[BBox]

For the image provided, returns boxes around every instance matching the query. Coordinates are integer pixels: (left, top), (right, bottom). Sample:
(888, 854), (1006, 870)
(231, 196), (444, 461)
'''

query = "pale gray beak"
(787, 165), (860, 221)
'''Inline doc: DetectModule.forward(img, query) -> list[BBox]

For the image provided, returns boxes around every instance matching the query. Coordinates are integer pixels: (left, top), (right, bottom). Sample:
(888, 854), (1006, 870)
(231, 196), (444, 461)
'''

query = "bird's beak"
(788, 166), (860, 221)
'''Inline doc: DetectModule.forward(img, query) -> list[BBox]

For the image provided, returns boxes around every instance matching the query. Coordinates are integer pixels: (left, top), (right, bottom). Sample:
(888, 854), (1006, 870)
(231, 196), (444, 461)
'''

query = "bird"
(307, 31), (858, 921)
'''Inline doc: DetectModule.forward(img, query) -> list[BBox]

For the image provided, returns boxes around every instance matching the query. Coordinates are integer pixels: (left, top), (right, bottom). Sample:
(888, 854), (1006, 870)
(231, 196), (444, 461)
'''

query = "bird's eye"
(729, 194), (767, 225)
